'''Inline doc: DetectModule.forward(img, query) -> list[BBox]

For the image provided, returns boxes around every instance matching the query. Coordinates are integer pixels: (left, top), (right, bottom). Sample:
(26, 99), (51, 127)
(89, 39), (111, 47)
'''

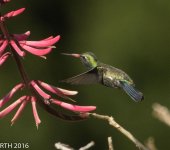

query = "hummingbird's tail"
(120, 81), (144, 102)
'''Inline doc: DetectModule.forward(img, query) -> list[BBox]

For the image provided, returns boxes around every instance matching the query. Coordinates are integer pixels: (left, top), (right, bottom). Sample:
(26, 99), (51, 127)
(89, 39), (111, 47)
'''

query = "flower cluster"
(0, 0), (96, 128)
(0, 7), (60, 61)
(0, 81), (96, 128)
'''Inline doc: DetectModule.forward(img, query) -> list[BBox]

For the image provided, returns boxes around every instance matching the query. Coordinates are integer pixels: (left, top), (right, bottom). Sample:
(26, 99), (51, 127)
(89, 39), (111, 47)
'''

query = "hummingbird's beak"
(61, 53), (81, 58)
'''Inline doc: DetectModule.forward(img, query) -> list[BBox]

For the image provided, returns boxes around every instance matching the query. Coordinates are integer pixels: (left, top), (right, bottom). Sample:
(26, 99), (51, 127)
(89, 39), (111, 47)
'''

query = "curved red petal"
(0, 83), (24, 107)
(20, 44), (52, 56)
(31, 97), (41, 128)
(37, 80), (78, 96)
(0, 96), (26, 118)
(24, 35), (60, 47)
(51, 99), (96, 112)
(4, 8), (25, 19)
(11, 96), (29, 125)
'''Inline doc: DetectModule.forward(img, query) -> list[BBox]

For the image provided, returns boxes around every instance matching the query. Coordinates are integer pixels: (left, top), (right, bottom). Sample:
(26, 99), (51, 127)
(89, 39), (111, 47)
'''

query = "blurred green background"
(0, 0), (170, 149)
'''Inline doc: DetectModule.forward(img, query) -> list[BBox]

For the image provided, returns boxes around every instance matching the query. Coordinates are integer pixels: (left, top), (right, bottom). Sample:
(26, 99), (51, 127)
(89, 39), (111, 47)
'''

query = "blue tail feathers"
(120, 81), (144, 102)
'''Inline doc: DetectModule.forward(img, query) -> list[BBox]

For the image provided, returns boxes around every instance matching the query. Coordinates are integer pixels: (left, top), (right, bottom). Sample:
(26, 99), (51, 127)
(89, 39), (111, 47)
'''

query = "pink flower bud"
(3, 8), (25, 20)
(0, 83), (24, 107)
(0, 96), (26, 118)
(31, 96), (41, 129)
(51, 99), (96, 112)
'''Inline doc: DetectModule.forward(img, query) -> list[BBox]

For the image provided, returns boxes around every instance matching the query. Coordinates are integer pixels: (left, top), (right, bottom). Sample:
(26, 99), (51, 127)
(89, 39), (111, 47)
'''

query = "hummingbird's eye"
(81, 55), (86, 60)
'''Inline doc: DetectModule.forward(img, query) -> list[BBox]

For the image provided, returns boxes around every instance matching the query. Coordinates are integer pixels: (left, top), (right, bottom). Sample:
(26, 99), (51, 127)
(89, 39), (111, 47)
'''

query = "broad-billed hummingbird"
(62, 52), (144, 102)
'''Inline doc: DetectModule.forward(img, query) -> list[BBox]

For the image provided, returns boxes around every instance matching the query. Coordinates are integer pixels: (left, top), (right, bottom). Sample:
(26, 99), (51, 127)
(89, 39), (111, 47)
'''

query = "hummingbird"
(61, 52), (144, 102)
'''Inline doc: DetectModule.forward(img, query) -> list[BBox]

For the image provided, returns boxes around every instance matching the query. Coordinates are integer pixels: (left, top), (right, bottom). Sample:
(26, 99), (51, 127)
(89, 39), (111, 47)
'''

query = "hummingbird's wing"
(61, 67), (99, 85)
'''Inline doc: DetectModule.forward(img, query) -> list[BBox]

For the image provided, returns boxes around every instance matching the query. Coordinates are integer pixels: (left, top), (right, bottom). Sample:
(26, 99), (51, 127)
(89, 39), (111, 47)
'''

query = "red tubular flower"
(0, 81), (96, 127)
(32, 80), (96, 113)
(21, 35), (60, 47)
(31, 96), (41, 129)
(19, 44), (52, 57)
(0, 83), (24, 107)
(11, 97), (29, 125)
(37, 80), (78, 99)
(2, 8), (25, 21)
(51, 99), (96, 112)
(0, 96), (27, 119)
(17, 35), (60, 58)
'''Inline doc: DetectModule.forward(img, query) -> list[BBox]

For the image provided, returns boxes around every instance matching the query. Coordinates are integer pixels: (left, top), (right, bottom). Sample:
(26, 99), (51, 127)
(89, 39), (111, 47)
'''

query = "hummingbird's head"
(62, 52), (98, 69)
(80, 52), (98, 69)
